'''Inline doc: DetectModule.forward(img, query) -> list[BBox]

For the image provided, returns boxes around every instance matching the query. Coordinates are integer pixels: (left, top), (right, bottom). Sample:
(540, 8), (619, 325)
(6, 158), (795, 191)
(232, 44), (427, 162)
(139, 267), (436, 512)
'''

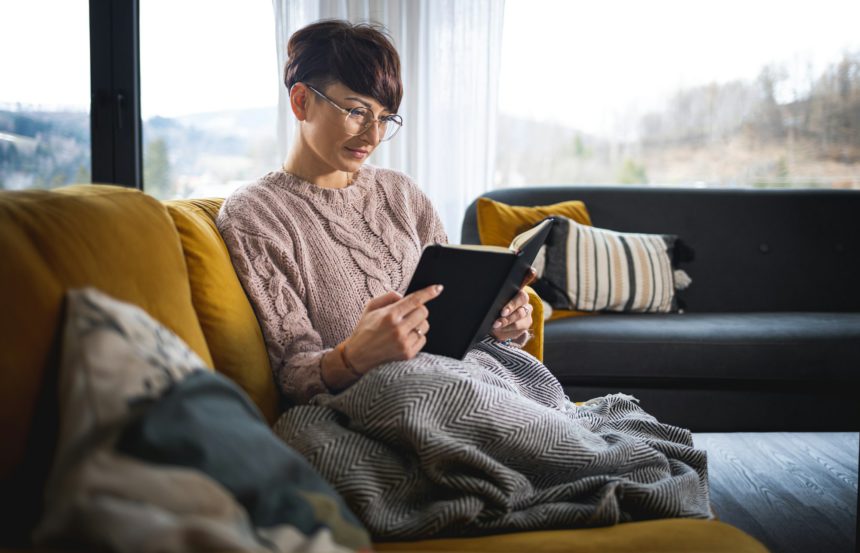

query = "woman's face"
(300, 81), (391, 174)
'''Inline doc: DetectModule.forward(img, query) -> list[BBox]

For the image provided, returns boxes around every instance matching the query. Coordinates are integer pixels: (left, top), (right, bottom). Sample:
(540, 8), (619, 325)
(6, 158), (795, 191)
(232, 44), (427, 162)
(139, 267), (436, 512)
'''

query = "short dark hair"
(284, 20), (403, 113)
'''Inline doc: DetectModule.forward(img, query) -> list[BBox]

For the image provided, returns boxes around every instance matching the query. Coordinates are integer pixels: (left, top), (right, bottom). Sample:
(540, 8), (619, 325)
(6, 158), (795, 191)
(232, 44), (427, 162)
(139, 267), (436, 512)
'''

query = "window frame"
(89, 0), (142, 189)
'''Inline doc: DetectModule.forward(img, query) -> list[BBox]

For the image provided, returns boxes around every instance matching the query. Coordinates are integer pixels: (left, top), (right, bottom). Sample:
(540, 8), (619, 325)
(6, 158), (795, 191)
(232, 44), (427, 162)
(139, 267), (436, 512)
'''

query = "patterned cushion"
(35, 287), (370, 553)
(534, 216), (692, 313)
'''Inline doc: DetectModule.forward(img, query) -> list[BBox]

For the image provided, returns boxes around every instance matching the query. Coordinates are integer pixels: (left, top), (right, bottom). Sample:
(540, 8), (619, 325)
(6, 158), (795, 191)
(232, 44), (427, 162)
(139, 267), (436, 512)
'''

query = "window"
(140, 0), (279, 199)
(497, 0), (860, 189)
(0, 1), (91, 191)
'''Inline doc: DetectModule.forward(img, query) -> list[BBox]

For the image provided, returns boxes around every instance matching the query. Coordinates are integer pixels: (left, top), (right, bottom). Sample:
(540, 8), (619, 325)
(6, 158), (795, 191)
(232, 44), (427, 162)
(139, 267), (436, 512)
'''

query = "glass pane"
(497, 0), (860, 189)
(141, 0), (279, 199)
(0, 1), (91, 191)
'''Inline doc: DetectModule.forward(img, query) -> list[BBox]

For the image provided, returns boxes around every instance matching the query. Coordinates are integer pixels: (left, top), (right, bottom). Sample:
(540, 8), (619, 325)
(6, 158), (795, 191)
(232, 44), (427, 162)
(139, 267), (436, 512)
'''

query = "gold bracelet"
(338, 342), (362, 378)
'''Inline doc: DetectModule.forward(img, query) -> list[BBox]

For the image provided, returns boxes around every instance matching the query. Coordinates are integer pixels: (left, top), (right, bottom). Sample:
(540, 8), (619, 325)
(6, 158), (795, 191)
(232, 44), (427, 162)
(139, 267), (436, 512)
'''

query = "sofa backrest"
(0, 184), (214, 543)
(164, 198), (279, 423)
(462, 186), (860, 313)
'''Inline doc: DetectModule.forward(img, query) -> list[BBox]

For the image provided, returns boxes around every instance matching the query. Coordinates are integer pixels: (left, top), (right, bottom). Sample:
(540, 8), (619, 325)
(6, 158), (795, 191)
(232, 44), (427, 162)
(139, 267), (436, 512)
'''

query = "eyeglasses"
(304, 84), (403, 142)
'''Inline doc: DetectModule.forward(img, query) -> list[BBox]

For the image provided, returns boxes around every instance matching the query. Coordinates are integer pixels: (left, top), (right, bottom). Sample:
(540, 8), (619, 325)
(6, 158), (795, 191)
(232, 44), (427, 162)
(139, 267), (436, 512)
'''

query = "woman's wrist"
(338, 341), (362, 377)
(495, 330), (531, 348)
(321, 341), (363, 391)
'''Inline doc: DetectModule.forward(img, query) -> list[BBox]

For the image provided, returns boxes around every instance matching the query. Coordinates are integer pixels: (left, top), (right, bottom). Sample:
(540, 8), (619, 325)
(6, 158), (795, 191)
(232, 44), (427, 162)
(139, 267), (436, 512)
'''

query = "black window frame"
(89, 0), (141, 189)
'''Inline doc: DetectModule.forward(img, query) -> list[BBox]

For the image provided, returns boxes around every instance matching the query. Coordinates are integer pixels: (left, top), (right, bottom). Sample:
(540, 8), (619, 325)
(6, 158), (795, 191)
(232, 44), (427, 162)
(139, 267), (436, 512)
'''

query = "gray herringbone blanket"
(274, 338), (712, 539)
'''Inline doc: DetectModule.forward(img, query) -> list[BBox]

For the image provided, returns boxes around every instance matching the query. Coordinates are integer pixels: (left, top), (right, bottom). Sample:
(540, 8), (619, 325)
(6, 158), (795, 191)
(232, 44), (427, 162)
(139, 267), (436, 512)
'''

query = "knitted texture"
(216, 165), (448, 405)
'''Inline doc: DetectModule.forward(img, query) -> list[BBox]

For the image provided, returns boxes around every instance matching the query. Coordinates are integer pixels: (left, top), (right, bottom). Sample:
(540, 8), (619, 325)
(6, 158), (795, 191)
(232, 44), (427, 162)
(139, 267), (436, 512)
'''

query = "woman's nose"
(360, 121), (382, 145)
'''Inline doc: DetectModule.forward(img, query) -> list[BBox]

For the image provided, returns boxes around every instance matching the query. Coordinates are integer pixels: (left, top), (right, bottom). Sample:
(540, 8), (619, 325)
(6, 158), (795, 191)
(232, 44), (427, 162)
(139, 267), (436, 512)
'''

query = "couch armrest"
(522, 285), (544, 362)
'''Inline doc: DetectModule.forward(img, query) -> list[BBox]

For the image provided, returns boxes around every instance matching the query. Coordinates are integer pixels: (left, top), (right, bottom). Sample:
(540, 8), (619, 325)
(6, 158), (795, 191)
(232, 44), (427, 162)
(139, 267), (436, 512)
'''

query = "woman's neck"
(283, 141), (353, 189)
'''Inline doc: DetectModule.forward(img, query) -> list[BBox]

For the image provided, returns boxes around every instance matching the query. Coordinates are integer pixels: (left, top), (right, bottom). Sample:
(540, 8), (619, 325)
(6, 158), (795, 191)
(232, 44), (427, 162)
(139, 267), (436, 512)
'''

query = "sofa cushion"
(0, 184), (213, 543)
(535, 216), (690, 313)
(543, 312), (860, 384)
(165, 199), (279, 423)
(475, 196), (592, 248)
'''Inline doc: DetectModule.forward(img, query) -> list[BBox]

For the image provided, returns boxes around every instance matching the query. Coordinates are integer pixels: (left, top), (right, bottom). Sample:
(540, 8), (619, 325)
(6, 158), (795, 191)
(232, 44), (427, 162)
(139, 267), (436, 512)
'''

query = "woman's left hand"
(490, 266), (537, 342)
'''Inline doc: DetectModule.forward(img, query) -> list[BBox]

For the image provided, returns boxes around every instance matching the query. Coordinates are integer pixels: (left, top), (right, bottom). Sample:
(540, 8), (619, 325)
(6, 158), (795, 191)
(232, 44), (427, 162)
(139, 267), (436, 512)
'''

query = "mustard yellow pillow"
(165, 199), (280, 424)
(476, 196), (592, 247)
(476, 197), (594, 321)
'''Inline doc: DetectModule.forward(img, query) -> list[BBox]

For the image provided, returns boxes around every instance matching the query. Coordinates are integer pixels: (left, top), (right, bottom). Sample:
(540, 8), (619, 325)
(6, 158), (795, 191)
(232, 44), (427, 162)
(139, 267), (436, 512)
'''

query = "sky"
(2, 0), (858, 137)
(498, 0), (860, 137)
(0, 0), (277, 117)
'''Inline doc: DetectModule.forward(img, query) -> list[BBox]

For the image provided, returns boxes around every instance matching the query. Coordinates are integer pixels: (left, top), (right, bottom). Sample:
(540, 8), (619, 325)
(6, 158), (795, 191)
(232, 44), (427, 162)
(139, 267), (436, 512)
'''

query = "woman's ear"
(289, 84), (309, 121)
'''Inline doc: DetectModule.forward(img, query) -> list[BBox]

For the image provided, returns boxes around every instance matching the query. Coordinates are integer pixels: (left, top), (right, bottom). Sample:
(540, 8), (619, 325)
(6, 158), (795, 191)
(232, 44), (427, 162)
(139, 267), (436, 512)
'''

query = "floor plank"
(693, 432), (858, 553)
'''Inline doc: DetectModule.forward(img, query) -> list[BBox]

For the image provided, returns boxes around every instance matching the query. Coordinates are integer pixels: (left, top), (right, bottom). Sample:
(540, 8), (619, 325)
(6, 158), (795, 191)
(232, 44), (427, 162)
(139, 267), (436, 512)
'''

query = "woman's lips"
(345, 147), (369, 159)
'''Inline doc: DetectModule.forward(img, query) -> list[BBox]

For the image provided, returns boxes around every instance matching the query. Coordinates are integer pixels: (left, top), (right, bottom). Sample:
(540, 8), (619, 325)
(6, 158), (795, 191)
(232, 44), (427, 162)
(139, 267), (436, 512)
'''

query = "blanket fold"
(275, 339), (712, 539)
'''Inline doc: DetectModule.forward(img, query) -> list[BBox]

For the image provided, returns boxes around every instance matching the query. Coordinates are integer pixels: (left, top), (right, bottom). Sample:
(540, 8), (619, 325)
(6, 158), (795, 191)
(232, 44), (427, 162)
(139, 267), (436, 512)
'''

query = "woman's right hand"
(343, 284), (443, 373)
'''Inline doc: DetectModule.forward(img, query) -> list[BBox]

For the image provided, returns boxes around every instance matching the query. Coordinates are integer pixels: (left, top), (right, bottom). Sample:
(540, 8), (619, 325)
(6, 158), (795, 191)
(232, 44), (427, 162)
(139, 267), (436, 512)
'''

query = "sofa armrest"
(523, 285), (544, 362)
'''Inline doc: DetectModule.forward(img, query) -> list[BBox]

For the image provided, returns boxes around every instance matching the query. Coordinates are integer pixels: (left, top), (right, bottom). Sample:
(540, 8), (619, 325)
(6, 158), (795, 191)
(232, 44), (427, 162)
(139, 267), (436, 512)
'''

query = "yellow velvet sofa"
(0, 184), (769, 552)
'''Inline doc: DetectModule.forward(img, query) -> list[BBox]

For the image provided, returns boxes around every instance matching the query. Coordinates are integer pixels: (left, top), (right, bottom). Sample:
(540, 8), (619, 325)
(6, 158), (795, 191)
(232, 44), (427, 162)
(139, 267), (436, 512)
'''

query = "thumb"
(364, 290), (403, 313)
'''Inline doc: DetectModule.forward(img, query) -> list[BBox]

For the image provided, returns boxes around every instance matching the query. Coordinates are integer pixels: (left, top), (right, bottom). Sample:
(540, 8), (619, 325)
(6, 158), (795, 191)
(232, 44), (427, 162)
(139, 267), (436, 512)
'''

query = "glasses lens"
(344, 109), (369, 135)
(381, 121), (397, 141)
(344, 110), (402, 141)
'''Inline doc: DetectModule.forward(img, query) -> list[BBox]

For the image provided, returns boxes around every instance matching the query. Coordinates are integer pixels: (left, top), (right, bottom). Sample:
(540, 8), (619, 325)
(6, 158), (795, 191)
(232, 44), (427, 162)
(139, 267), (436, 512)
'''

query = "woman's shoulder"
(370, 166), (429, 203)
(221, 171), (285, 210)
(217, 171), (296, 234)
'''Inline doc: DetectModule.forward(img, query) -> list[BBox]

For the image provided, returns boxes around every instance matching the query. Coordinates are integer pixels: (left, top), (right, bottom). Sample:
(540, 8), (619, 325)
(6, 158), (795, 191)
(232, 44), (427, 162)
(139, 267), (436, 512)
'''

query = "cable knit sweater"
(217, 165), (449, 405)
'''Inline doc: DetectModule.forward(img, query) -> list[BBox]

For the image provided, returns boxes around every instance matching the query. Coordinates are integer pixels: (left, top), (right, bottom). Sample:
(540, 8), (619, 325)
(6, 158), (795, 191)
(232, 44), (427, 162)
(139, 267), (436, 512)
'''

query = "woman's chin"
(338, 154), (367, 172)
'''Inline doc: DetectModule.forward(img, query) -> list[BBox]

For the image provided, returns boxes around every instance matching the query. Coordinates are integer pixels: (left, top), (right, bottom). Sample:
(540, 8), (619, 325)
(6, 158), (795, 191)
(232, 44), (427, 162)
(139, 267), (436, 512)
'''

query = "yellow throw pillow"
(165, 199), (280, 424)
(476, 196), (592, 247)
(476, 197), (594, 321)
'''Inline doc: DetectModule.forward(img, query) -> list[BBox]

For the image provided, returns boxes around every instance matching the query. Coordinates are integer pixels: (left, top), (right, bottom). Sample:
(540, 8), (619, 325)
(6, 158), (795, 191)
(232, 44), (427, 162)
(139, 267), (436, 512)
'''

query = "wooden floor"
(693, 432), (858, 553)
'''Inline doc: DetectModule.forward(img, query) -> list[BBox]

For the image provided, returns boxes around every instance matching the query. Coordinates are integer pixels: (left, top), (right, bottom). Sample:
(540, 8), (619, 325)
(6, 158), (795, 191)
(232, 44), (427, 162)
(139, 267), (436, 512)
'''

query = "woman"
(217, 20), (534, 406)
(217, 19), (710, 539)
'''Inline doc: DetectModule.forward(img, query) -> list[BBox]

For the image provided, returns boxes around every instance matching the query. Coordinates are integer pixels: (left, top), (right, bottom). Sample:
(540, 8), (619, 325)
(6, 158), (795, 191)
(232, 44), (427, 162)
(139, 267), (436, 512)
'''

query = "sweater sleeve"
(219, 224), (330, 405)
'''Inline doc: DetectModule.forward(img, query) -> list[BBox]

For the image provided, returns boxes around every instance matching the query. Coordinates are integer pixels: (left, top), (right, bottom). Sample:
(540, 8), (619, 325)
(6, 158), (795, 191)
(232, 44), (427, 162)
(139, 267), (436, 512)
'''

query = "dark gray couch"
(462, 186), (860, 432)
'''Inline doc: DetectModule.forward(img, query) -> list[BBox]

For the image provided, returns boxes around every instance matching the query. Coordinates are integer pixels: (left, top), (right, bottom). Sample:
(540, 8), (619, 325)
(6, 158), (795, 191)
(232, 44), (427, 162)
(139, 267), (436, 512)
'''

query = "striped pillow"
(533, 216), (692, 313)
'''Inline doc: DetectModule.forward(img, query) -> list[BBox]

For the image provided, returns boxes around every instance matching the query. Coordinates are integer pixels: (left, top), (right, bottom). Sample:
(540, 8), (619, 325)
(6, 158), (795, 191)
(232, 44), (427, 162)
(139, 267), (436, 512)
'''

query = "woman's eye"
(348, 108), (368, 119)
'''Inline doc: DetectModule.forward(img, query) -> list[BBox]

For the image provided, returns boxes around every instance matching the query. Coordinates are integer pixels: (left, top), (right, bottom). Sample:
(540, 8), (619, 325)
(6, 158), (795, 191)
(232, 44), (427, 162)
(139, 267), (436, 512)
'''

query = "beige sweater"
(217, 165), (448, 405)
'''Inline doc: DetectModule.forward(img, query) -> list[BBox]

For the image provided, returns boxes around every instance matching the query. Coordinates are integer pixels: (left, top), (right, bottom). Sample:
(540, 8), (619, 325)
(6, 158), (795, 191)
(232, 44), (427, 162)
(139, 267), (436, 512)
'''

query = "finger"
(400, 302), (429, 331)
(506, 303), (532, 325)
(408, 330), (427, 356)
(394, 284), (443, 317)
(494, 316), (532, 341)
(500, 290), (529, 318)
(512, 309), (533, 331)
(365, 290), (402, 312)
(408, 321), (430, 345)
(496, 303), (531, 330)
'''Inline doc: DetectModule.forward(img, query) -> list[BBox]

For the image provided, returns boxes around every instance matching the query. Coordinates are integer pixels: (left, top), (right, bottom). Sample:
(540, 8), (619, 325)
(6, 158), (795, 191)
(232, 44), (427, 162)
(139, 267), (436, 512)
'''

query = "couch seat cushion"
(375, 519), (767, 552)
(544, 312), (860, 383)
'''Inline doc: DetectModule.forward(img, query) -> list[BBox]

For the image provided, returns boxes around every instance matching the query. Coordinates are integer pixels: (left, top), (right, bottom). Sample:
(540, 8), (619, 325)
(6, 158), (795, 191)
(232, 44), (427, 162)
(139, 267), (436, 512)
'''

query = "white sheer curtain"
(272, 0), (505, 243)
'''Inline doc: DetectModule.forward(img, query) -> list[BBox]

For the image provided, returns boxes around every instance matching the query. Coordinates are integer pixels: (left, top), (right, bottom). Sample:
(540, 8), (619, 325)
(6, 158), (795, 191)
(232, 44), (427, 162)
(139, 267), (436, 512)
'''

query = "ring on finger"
(412, 327), (424, 337)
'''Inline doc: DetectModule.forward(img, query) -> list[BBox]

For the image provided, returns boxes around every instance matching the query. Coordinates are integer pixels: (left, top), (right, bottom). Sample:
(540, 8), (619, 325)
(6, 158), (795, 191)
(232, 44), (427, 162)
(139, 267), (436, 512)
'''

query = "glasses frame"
(303, 83), (403, 142)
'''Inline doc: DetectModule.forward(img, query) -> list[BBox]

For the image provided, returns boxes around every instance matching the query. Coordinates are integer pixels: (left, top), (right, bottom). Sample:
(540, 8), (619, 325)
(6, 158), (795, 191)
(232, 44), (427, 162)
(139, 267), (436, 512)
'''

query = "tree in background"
(143, 138), (172, 198)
